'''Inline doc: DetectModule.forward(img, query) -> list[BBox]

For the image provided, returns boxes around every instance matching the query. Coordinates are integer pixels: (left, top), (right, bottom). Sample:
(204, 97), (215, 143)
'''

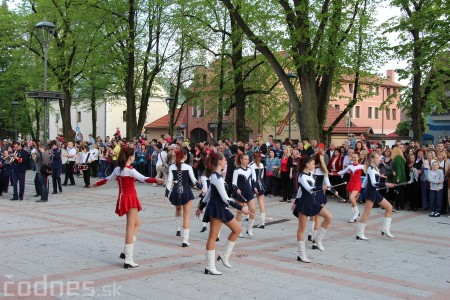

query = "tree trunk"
(60, 90), (74, 143)
(410, 28), (422, 141)
(230, 10), (247, 141)
(91, 89), (97, 138)
(299, 66), (320, 141)
(125, 0), (137, 139)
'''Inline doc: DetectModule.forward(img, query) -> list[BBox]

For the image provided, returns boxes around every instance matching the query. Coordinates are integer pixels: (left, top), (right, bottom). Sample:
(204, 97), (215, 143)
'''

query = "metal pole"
(381, 87), (384, 135)
(43, 39), (48, 144)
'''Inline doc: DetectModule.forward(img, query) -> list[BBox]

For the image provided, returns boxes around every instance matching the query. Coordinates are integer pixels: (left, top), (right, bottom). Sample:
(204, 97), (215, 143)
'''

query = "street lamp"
(165, 97), (176, 138)
(286, 73), (299, 140)
(35, 21), (56, 145)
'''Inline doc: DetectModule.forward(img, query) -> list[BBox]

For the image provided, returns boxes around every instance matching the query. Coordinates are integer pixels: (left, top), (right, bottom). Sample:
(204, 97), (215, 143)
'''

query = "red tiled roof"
(276, 106), (369, 135)
(339, 75), (403, 88)
(144, 109), (186, 129)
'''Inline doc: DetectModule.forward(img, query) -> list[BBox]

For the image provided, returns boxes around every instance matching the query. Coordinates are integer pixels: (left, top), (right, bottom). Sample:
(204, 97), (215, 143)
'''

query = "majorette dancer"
(91, 147), (163, 269)
(164, 149), (202, 247)
(196, 151), (249, 275)
(309, 153), (338, 250)
(249, 152), (267, 229)
(292, 156), (333, 263)
(232, 153), (257, 237)
(356, 152), (396, 241)
(338, 152), (365, 222)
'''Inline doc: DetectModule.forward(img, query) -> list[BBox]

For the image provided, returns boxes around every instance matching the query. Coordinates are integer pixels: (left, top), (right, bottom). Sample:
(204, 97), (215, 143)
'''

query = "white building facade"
(48, 96), (170, 141)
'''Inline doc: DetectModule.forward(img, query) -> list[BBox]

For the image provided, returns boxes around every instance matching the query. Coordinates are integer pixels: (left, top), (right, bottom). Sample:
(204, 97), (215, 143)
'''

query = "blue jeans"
(420, 181), (428, 209)
(99, 160), (108, 178)
(429, 189), (443, 213)
(39, 173), (49, 200)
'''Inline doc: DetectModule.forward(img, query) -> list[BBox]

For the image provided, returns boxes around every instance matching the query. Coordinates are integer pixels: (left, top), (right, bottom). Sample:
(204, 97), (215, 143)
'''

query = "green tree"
(384, 0), (450, 142)
(220, 0), (387, 142)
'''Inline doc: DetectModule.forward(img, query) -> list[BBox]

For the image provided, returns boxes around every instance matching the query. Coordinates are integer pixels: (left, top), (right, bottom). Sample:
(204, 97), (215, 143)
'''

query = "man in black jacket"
(10, 142), (29, 201)
(225, 144), (238, 196)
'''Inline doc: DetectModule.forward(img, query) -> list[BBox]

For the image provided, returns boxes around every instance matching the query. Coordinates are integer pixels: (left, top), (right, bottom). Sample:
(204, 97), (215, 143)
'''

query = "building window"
(349, 84), (354, 93)
(368, 107), (373, 119)
(202, 74), (207, 84)
(122, 111), (127, 122)
(386, 109), (390, 120)
(192, 101), (204, 117)
(198, 100), (205, 117)
(387, 88), (391, 96)
(376, 86), (380, 95)
(369, 86), (374, 94)
(375, 107), (379, 119)
(77, 111), (81, 123)
(351, 106), (360, 119)
(335, 104), (340, 111)
(392, 109), (397, 120)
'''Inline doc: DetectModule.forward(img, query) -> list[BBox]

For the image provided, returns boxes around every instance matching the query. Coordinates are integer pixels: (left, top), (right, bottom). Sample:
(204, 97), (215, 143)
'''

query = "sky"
(8, 0), (409, 85)
(375, 1), (409, 86)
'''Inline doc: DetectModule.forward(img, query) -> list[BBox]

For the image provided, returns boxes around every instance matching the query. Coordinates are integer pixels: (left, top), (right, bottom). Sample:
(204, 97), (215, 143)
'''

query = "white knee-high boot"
(349, 205), (359, 223)
(247, 219), (255, 237)
(205, 250), (222, 275)
(182, 228), (190, 247)
(257, 213), (266, 228)
(124, 243), (139, 269)
(176, 216), (182, 236)
(297, 240), (311, 263)
(217, 239), (236, 268)
(381, 217), (394, 238)
(312, 227), (327, 251)
(307, 220), (315, 241)
(121, 235), (136, 259)
(356, 223), (370, 240)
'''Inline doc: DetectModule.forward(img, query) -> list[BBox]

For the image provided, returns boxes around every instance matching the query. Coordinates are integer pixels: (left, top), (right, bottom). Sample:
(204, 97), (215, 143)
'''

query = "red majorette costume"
(94, 166), (157, 216)
(338, 163), (364, 192)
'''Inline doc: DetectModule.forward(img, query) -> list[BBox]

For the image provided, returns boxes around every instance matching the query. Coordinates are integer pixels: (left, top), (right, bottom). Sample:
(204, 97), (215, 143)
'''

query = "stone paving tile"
(0, 172), (449, 299)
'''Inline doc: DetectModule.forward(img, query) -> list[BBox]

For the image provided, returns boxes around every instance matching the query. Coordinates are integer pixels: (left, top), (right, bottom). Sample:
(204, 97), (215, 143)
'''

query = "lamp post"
(35, 21), (56, 144)
(286, 73), (299, 140)
(381, 86), (385, 135)
(165, 97), (176, 138)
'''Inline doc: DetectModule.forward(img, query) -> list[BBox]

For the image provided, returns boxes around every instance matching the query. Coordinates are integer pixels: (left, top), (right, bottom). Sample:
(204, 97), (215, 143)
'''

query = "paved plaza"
(0, 173), (449, 299)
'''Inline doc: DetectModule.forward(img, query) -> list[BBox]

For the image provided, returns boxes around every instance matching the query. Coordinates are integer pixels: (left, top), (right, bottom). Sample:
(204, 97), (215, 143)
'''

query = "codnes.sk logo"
(3, 275), (121, 297)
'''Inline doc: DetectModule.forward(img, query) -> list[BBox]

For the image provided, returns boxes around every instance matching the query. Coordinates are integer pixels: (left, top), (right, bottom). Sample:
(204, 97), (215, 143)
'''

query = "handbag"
(272, 168), (279, 178)
(266, 169), (273, 177)
(40, 165), (52, 176)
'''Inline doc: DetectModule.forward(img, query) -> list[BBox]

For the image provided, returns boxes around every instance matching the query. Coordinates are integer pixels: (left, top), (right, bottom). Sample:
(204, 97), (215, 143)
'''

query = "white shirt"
(90, 148), (99, 161)
(67, 147), (77, 162)
(156, 151), (168, 167)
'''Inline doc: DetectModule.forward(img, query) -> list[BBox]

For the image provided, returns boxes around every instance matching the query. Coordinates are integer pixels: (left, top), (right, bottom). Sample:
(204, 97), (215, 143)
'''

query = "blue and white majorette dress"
(165, 163), (201, 206)
(361, 166), (385, 204)
(200, 172), (243, 223)
(293, 172), (323, 217)
(199, 174), (210, 202)
(232, 167), (254, 202)
(313, 168), (335, 205)
(250, 161), (266, 196)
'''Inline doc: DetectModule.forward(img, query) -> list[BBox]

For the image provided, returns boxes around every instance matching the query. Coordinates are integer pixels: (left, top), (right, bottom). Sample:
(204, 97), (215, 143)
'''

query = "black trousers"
(1, 175), (9, 194)
(64, 161), (75, 185)
(281, 171), (292, 201)
(12, 171), (26, 199)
